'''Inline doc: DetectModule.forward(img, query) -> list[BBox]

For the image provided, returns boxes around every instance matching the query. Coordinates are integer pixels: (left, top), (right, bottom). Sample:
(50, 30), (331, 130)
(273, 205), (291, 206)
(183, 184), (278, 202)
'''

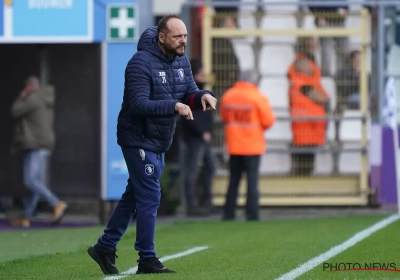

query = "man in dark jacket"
(181, 58), (216, 216)
(304, 0), (349, 76)
(9, 76), (68, 228)
(88, 15), (217, 275)
(335, 50), (372, 111)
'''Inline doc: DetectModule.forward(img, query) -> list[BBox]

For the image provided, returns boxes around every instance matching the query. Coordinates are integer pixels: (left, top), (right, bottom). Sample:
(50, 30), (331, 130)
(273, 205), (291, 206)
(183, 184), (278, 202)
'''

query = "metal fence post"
(181, 4), (192, 60)
(378, 3), (387, 125)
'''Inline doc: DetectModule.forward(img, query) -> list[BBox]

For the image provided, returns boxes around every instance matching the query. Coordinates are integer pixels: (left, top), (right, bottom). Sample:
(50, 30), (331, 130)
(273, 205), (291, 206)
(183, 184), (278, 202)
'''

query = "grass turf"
(299, 215), (400, 280)
(0, 215), (398, 279)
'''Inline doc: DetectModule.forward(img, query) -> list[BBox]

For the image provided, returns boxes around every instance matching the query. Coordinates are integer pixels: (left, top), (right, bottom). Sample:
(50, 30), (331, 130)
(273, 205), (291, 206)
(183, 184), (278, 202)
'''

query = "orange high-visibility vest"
(287, 53), (328, 146)
(288, 53), (330, 99)
(220, 81), (276, 155)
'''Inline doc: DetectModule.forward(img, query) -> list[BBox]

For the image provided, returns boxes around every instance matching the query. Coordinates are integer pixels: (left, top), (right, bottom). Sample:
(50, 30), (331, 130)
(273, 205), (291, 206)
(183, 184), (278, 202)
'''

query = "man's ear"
(158, 32), (165, 44)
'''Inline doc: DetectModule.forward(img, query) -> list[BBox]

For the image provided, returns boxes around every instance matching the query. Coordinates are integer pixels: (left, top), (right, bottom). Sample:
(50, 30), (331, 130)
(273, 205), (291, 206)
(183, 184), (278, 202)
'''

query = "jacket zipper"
(170, 63), (175, 96)
(170, 62), (176, 128)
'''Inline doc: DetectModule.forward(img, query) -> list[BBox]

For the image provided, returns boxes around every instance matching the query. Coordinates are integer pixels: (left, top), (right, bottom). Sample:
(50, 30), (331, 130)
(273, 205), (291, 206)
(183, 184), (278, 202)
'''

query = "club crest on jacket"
(177, 69), (184, 81)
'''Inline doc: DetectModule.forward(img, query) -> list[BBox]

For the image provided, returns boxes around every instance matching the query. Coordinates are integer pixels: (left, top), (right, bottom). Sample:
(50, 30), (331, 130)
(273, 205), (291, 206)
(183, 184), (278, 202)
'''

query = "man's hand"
(309, 89), (330, 104)
(20, 87), (29, 98)
(203, 131), (211, 143)
(201, 94), (217, 111)
(175, 102), (193, 120)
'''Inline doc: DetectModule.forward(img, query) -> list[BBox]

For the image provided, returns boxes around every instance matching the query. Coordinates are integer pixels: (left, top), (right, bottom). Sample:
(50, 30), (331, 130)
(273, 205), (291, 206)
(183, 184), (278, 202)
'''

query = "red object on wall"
(190, 0), (206, 58)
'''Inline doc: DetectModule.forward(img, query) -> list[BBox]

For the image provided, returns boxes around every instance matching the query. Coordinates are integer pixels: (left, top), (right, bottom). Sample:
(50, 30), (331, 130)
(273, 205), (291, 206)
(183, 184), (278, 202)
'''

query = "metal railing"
(179, 0), (400, 205)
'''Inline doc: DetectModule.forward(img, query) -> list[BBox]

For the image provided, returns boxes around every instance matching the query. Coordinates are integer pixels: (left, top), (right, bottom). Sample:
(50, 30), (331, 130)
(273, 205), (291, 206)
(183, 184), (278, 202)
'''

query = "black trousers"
(223, 155), (260, 220)
(183, 140), (216, 208)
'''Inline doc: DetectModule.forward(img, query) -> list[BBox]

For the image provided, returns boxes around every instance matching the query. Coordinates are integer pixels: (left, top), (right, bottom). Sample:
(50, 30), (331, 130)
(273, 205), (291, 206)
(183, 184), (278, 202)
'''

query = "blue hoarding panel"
(0, 3), (3, 37)
(94, 0), (105, 42)
(13, 0), (89, 37)
(105, 43), (136, 200)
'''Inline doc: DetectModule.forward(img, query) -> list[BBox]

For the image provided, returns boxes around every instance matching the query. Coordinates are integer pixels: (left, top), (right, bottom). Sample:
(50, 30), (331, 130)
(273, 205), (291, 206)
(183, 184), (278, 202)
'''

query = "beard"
(162, 42), (186, 57)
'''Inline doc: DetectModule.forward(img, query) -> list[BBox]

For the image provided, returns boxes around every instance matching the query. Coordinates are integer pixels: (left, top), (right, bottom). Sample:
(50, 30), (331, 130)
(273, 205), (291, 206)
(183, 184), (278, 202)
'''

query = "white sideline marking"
(275, 214), (400, 280)
(104, 246), (209, 280)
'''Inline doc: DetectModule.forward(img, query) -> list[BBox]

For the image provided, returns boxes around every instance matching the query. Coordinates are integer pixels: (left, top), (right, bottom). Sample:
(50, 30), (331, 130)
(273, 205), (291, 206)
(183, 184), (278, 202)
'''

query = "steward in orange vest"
(220, 69), (275, 221)
(220, 77), (275, 156)
(287, 37), (330, 175)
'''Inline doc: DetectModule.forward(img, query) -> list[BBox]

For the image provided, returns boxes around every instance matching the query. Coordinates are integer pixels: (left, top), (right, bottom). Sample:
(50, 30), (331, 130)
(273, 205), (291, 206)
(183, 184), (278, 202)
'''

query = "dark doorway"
(0, 43), (101, 199)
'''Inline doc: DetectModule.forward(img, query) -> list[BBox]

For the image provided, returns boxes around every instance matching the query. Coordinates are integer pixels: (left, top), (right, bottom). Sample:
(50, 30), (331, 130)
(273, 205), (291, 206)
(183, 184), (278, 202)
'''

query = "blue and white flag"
(382, 76), (397, 130)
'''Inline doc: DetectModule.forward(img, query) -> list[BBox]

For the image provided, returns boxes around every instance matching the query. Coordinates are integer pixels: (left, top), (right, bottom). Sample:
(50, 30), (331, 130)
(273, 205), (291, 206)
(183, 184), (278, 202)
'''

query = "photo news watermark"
(323, 262), (400, 272)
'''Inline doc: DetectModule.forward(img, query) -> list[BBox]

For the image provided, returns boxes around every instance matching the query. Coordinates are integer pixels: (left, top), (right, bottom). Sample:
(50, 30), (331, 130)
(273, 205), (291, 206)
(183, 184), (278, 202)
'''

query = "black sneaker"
(136, 257), (176, 274)
(87, 245), (119, 275)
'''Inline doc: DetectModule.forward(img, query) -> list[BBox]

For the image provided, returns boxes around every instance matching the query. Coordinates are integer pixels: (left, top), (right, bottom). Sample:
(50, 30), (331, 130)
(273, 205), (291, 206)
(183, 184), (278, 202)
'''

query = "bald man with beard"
(87, 15), (217, 275)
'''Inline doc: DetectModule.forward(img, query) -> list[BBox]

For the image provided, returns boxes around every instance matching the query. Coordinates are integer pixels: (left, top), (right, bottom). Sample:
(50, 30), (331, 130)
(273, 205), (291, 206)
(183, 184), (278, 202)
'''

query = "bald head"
(158, 15), (184, 33)
(25, 75), (40, 91)
(165, 18), (186, 34)
(157, 15), (187, 57)
(240, 69), (259, 85)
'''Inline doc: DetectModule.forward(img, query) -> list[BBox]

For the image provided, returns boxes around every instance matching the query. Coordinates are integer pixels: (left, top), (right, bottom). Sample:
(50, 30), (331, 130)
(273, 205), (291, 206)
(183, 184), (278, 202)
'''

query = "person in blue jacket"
(88, 15), (217, 275)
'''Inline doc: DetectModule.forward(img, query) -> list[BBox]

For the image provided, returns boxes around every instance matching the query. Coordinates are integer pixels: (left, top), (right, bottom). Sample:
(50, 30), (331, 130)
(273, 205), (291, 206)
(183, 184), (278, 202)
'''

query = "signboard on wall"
(102, 42), (137, 201)
(106, 3), (138, 42)
(0, 2), (3, 37)
(101, 0), (139, 201)
(0, 0), (93, 42)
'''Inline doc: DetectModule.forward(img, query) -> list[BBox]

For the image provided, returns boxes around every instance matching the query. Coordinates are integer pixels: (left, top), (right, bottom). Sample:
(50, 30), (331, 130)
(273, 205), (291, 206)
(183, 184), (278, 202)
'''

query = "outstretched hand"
(201, 94), (217, 111)
(175, 102), (193, 120)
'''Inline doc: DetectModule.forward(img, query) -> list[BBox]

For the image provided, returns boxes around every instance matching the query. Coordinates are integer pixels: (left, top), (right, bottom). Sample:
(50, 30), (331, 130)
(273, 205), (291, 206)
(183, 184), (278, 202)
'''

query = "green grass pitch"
(0, 215), (399, 279)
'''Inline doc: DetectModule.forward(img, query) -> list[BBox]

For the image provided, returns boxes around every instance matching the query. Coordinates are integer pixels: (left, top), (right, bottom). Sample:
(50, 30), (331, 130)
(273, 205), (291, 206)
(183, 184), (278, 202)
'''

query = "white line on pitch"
(275, 214), (400, 280)
(104, 246), (209, 280)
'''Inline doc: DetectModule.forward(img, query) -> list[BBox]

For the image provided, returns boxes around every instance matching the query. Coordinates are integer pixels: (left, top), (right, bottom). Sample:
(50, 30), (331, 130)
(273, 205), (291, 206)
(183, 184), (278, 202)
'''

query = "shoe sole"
(136, 271), (176, 274)
(87, 246), (111, 275)
(136, 268), (176, 274)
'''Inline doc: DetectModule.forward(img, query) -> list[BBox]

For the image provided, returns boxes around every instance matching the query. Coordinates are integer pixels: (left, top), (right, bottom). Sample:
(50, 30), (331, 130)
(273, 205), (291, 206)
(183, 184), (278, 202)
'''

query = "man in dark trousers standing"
(181, 58), (216, 216)
(220, 70), (275, 221)
(87, 15), (217, 275)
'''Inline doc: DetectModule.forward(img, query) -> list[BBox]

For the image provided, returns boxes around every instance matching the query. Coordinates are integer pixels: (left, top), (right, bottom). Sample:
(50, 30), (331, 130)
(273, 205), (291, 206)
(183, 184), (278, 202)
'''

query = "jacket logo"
(145, 164), (154, 175)
(177, 69), (184, 81)
(159, 71), (166, 84)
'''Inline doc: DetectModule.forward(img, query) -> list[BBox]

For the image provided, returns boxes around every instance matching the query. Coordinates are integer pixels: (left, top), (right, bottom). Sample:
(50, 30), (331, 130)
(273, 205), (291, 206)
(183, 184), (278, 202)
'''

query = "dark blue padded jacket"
(117, 26), (214, 154)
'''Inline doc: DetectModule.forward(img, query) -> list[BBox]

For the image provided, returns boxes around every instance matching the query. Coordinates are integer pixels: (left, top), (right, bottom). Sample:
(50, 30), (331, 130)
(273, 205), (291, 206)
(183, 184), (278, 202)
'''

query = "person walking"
(9, 76), (68, 228)
(88, 15), (217, 275)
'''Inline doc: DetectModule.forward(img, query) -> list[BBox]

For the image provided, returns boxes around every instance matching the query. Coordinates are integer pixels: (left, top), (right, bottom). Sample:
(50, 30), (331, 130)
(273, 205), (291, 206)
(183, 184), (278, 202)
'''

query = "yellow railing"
(201, 6), (371, 206)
